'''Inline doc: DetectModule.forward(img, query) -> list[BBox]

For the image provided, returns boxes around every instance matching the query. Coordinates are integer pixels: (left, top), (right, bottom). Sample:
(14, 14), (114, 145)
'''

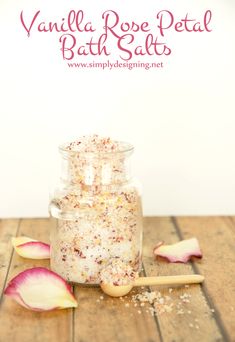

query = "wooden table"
(0, 217), (234, 342)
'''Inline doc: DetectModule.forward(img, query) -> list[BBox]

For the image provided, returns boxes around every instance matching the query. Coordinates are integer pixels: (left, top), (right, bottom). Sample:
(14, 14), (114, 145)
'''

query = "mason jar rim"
(59, 140), (134, 156)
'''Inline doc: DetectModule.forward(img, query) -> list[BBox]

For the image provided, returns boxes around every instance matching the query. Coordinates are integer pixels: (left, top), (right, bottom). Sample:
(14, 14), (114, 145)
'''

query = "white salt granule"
(100, 258), (137, 286)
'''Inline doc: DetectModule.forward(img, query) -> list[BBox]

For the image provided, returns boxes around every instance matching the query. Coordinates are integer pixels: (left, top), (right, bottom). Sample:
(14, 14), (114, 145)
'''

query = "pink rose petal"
(153, 238), (202, 263)
(12, 237), (50, 259)
(4, 267), (77, 311)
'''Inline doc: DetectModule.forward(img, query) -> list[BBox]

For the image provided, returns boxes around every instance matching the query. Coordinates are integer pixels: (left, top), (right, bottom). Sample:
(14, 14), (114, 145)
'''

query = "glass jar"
(49, 139), (143, 284)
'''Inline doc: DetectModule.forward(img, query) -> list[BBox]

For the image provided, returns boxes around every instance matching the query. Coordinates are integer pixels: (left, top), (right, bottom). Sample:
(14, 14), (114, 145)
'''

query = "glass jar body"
(49, 143), (143, 285)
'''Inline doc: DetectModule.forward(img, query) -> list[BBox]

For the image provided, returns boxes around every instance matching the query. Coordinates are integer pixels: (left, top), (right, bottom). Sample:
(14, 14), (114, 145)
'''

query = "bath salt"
(65, 135), (122, 153)
(100, 258), (138, 286)
(61, 135), (134, 187)
(49, 135), (143, 284)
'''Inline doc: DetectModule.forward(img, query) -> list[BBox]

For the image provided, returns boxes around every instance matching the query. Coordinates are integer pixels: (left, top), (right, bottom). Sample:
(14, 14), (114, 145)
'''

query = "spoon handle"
(134, 274), (204, 287)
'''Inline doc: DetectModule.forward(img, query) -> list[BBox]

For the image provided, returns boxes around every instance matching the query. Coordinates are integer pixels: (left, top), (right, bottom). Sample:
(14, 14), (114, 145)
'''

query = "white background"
(0, 0), (235, 218)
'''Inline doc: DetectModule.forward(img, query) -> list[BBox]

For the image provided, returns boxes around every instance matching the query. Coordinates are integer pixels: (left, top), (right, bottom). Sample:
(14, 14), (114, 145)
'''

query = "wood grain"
(0, 218), (73, 342)
(0, 219), (20, 298)
(74, 284), (161, 342)
(143, 217), (223, 342)
(175, 216), (235, 341)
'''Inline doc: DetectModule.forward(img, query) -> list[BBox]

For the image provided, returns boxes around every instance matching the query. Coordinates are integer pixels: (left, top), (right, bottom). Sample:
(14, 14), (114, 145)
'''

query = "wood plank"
(175, 216), (235, 341)
(228, 216), (235, 232)
(74, 277), (161, 342)
(0, 219), (20, 298)
(0, 218), (72, 342)
(143, 217), (223, 342)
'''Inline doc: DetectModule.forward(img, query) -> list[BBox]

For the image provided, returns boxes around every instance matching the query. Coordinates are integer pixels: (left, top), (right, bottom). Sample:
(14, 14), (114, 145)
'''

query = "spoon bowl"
(100, 283), (133, 297)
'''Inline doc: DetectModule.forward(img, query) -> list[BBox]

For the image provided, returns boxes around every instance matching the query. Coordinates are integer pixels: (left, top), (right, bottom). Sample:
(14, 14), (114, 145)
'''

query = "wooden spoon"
(101, 274), (204, 297)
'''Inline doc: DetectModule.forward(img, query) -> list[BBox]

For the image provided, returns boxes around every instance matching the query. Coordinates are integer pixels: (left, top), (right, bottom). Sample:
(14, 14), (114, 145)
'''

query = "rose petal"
(4, 267), (77, 311)
(12, 237), (50, 259)
(153, 238), (202, 263)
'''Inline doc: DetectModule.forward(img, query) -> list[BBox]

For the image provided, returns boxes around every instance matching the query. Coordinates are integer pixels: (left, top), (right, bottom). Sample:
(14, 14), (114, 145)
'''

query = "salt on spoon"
(100, 259), (204, 297)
